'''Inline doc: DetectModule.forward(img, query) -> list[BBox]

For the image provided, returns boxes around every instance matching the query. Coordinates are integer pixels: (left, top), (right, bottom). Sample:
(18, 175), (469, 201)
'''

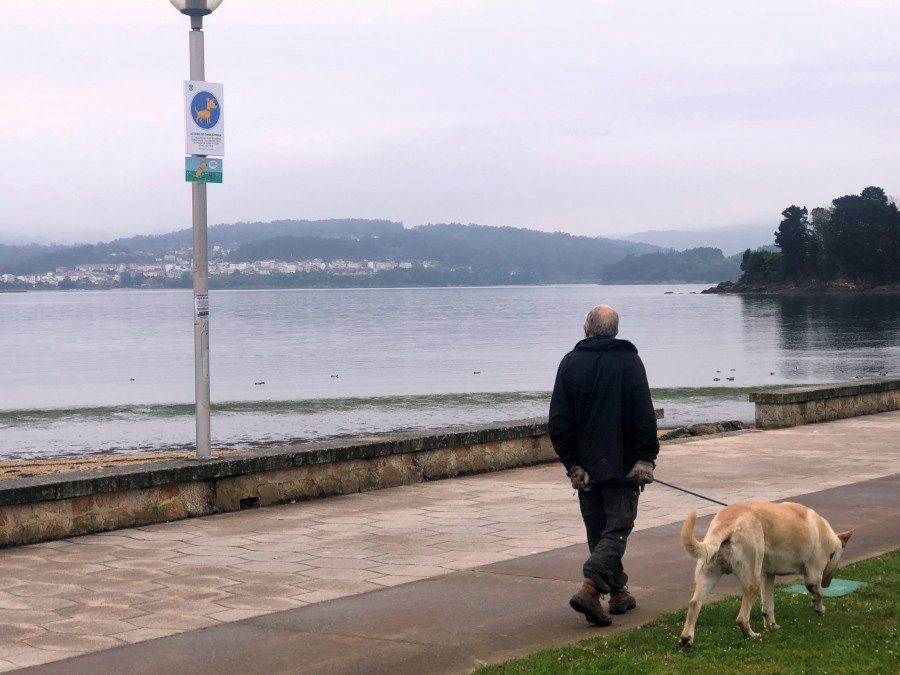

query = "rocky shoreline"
(703, 279), (900, 295)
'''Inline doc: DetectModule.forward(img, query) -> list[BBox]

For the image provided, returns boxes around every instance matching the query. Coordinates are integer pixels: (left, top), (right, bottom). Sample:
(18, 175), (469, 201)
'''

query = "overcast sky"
(1, 1), (898, 245)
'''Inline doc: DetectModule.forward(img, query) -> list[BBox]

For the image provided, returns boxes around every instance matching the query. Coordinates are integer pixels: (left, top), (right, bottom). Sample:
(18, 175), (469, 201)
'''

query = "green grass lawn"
(475, 549), (899, 675)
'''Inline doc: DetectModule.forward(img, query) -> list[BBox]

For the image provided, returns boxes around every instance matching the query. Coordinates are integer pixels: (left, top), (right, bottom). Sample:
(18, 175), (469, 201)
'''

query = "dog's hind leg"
(731, 547), (762, 638)
(679, 561), (723, 650)
(760, 572), (779, 630)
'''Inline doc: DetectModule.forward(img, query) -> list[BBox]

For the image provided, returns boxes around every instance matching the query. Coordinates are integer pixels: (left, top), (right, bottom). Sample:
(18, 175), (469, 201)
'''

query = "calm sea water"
(1, 285), (899, 460)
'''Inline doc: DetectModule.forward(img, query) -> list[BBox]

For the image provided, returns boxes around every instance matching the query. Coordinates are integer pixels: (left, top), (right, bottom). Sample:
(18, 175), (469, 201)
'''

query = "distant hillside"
(621, 223), (775, 256)
(1, 219), (661, 283)
(226, 222), (661, 283)
(0, 219), (404, 276)
(602, 247), (742, 284)
(111, 218), (405, 255)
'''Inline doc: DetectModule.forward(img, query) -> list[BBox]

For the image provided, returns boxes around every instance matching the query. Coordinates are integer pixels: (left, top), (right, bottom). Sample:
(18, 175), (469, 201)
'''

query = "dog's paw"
(765, 622), (780, 631)
(678, 635), (692, 650)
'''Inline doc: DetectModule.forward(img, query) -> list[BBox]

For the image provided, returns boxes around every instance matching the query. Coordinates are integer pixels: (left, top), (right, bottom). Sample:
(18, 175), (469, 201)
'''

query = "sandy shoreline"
(0, 451), (236, 481)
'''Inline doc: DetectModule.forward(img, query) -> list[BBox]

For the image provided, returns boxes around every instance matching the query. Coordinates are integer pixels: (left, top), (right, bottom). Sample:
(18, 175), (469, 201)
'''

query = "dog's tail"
(681, 511), (722, 563)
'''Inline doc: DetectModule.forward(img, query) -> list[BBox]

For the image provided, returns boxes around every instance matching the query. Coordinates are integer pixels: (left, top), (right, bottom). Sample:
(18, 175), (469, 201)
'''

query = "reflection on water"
(740, 294), (900, 382)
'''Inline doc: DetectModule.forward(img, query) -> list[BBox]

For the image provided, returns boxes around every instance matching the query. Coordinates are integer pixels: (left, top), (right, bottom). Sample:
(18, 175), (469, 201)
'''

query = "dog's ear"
(837, 530), (853, 548)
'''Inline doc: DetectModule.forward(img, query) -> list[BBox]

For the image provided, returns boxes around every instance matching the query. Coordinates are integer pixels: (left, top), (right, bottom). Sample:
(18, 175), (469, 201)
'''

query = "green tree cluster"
(739, 186), (900, 287)
(601, 247), (741, 283)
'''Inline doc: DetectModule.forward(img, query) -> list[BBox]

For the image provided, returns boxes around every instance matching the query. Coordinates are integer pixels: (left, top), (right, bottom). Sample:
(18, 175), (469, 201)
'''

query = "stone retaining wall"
(750, 377), (900, 429)
(0, 419), (555, 548)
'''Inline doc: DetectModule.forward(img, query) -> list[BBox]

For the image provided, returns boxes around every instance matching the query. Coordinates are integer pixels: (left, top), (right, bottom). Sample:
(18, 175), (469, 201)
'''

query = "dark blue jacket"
(549, 336), (659, 484)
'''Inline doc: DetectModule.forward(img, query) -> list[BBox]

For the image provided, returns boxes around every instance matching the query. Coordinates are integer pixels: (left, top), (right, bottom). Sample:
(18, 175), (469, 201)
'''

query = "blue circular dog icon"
(191, 91), (221, 128)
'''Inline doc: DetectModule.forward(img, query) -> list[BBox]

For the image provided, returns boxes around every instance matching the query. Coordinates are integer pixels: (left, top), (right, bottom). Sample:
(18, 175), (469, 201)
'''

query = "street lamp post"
(169, 0), (224, 459)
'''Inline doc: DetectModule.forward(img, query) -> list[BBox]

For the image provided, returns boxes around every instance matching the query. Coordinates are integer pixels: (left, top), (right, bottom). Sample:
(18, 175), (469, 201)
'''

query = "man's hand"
(567, 465), (591, 491)
(626, 460), (654, 487)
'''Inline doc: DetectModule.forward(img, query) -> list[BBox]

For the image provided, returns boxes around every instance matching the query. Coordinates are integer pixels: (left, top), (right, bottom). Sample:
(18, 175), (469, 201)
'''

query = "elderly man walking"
(549, 304), (659, 626)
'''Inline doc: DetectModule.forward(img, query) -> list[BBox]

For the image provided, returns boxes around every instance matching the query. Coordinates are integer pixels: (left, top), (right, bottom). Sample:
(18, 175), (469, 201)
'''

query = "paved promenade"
(3, 411), (900, 674)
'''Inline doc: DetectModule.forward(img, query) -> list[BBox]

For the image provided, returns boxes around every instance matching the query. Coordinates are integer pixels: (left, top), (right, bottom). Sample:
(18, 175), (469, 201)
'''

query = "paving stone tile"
(242, 541), (317, 553)
(246, 531), (320, 541)
(111, 627), (182, 644)
(208, 608), (270, 623)
(226, 571), (303, 586)
(0, 623), (46, 641)
(300, 567), (383, 581)
(224, 582), (299, 598)
(163, 565), (242, 578)
(369, 553), (448, 566)
(157, 575), (240, 589)
(188, 537), (271, 547)
(79, 579), (165, 594)
(6, 645), (80, 668)
(369, 564), (453, 578)
(437, 550), (517, 563)
(315, 516), (376, 525)
(6, 583), (87, 599)
(123, 531), (194, 542)
(55, 604), (146, 621)
(33, 563), (111, 578)
(214, 596), (307, 612)
(236, 550), (314, 564)
(302, 557), (380, 570)
(65, 592), (155, 607)
(305, 529), (370, 541)
(232, 561), (312, 574)
(126, 613), (220, 631)
(368, 575), (420, 587)
(290, 589), (351, 603)
(109, 547), (180, 560)
(143, 586), (232, 602)
(174, 546), (252, 558)
(130, 598), (228, 615)
(97, 567), (171, 582)
(44, 617), (139, 635)
(169, 555), (246, 567)
(104, 558), (179, 570)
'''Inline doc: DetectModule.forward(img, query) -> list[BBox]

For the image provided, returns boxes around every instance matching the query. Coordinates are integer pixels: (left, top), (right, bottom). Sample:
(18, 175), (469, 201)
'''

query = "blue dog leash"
(653, 479), (728, 507)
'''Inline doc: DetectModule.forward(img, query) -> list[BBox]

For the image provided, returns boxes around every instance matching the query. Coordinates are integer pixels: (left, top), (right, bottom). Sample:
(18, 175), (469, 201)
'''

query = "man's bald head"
(584, 305), (619, 338)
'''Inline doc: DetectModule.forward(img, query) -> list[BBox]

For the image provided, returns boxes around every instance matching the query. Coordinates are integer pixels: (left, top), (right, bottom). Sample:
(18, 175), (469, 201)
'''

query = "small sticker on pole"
(186, 157), (222, 183)
(194, 293), (210, 321)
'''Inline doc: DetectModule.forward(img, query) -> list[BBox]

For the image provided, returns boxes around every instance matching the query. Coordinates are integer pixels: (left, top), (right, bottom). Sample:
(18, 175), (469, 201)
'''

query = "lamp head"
(169, 0), (224, 17)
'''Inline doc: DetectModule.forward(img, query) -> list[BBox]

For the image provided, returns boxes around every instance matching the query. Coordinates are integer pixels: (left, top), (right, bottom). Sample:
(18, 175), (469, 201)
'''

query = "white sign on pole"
(184, 81), (224, 156)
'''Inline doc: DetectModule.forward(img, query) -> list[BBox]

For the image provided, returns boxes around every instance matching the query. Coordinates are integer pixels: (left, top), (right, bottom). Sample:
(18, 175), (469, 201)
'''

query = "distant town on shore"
(4, 186), (897, 293)
(0, 219), (745, 290)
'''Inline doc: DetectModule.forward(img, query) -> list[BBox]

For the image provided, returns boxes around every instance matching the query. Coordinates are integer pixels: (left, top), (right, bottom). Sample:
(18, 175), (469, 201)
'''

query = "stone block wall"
(750, 377), (900, 429)
(0, 419), (556, 548)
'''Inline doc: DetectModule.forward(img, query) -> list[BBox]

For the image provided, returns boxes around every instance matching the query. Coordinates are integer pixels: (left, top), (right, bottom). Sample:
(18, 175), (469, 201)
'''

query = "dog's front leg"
(803, 567), (826, 615)
(760, 573), (779, 630)
(805, 582), (825, 615)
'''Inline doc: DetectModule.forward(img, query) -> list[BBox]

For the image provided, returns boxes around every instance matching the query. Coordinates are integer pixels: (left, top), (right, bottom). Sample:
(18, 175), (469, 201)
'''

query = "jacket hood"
(572, 336), (638, 354)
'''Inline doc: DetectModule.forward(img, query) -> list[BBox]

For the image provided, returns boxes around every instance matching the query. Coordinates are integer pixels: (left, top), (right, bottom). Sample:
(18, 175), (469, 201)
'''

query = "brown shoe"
(569, 579), (612, 626)
(608, 585), (636, 615)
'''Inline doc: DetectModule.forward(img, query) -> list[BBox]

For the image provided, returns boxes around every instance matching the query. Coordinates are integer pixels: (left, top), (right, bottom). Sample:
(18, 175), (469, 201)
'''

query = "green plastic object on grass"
(782, 579), (869, 598)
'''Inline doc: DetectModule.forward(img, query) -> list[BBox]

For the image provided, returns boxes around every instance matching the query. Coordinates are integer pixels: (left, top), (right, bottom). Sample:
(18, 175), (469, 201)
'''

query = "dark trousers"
(578, 481), (640, 594)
